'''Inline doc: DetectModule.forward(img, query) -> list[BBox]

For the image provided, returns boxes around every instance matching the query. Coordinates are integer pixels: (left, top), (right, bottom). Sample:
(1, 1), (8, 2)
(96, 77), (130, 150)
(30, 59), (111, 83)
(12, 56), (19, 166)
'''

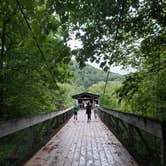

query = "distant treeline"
(71, 63), (124, 89)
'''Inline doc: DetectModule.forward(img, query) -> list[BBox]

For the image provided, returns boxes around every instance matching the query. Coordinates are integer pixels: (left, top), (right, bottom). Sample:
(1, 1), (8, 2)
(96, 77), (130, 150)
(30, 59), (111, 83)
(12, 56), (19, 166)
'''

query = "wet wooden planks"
(25, 110), (138, 166)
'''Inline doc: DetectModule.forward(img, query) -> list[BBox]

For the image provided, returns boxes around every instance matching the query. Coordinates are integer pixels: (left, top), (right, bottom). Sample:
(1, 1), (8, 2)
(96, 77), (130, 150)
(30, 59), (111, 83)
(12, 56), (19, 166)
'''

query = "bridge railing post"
(161, 122), (166, 166)
(28, 126), (33, 151)
(128, 124), (134, 148)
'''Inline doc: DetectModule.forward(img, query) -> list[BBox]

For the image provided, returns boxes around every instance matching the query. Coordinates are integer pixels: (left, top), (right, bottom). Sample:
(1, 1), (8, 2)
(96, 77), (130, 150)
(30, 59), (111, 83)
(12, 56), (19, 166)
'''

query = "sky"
(87, 62), (136, 75)
(67, 37), (136, 75)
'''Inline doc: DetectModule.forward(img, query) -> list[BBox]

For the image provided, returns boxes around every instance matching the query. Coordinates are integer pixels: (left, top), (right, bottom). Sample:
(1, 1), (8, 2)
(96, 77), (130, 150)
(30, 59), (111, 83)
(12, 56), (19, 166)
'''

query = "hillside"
(71, 63), (124, 89)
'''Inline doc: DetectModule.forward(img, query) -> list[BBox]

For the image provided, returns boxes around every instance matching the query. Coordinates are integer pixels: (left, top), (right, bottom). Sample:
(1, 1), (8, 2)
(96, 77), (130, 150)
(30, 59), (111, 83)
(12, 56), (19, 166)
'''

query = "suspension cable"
(16, 0), (57, 86)
(102, 0), (125, 97)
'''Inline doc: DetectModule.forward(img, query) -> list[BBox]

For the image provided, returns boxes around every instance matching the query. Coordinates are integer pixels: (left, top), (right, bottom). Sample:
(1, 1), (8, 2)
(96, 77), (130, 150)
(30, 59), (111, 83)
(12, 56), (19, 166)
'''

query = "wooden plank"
(0, 107), (72, 138)
(99, 107), (162, 138)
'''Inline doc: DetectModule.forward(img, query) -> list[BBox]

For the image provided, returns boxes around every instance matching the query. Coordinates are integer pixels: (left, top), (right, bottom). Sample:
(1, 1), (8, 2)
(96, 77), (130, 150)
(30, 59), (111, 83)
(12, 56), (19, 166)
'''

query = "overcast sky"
(87, 62), (136, 75)
(68, 37), (136, 75)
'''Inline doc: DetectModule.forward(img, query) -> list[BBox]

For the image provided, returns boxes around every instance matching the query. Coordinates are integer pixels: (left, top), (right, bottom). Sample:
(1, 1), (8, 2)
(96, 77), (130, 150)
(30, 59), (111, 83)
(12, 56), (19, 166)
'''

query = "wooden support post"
(107, 116), (113, 131)
(53, 118), (57, 129)
(106, 114), (110, 126)
(45, 119), (53, 136)
(117, 119), (124, 135)
(100, 111), (104, 121)
(109, 116), (114, 130)
(98, 111), (100, 118)
(60, 114), (63, 124)
(66, 112), (68, 120)
(110, 116), (117, 130)
(62, 113), (64, 123)
(104, 113), (107, 124)
(68, 111), (70, 119)
(56, 116), (59, 127)
(64, 113), (66, 121)
(103, 112), (105, 122)
(28, 126), (33, 151)
(103, 112), (106, 123)
(69, 110), (72, 118)
(119, 119), (128, 132)
(115, 118), (121, 134)
(128, 124), (134, 148)
(69, 111), (71, 118)
(134, 127), (151, 153)
(50, 118), (56, 130)
(161, 122), (166, 166)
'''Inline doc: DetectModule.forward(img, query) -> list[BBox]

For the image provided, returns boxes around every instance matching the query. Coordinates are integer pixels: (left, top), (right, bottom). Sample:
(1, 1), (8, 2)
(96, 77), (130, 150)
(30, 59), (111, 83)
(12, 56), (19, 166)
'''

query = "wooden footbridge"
(25, 110), (137, 166)
(0, 107), (166, 166)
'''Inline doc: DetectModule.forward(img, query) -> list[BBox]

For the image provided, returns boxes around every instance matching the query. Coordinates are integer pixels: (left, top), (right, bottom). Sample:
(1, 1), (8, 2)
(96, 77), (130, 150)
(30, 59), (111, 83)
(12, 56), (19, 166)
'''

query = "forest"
(0, 0), (165, 121)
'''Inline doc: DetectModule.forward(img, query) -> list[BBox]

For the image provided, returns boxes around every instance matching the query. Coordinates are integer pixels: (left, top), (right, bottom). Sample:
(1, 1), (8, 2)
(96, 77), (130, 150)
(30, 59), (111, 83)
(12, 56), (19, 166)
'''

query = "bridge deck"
(25, 110), (138, 166)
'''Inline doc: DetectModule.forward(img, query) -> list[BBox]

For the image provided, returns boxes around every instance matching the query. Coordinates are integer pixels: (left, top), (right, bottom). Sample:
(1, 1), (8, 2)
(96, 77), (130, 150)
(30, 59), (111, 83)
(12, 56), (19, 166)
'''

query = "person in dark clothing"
(86, 102), (92, 121)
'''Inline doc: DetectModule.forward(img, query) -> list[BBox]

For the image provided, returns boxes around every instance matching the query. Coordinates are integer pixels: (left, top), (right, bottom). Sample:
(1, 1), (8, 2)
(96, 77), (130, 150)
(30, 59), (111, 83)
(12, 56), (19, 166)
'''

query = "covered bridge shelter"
(72, 92), (99, 109)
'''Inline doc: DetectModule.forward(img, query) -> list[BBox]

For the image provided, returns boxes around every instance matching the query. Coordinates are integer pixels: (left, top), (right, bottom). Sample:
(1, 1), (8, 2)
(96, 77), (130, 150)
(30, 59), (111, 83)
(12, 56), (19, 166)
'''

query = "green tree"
(0, 0), (72, 119)
(88, 81), (122, 110)
(71, 62), (124, 89)
(1, 0), (165, 119)
(56, 0), (165, 118)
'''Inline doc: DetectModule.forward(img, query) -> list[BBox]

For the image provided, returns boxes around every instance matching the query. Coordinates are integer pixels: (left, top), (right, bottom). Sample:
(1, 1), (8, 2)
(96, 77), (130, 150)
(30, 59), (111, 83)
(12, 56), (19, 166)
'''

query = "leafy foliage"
(55, 0), (165, 119)
(0, 0), (165, 120)
(88, 81), (122, 110)
(0, 0), (72, 119)
(54, 0), (164, 67)
(116, 70), (166, 119)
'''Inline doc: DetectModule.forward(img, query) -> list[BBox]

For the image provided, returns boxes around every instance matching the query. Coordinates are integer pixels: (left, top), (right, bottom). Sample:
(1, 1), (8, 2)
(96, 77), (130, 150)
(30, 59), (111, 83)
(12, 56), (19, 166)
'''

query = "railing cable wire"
(102, 0), (125, 97)
(15, 0), (58, 87)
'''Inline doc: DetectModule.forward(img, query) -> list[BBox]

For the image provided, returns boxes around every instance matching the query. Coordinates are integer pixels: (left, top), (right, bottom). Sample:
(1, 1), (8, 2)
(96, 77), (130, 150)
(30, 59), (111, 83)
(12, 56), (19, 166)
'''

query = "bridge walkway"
(25, 110), (138, 166)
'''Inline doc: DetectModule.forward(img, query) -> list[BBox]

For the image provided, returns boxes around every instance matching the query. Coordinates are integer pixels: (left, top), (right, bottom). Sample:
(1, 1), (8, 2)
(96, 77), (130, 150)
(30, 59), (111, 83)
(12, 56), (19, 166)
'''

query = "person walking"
(73, 104), (79, 120)
(86, 102), (92, 121)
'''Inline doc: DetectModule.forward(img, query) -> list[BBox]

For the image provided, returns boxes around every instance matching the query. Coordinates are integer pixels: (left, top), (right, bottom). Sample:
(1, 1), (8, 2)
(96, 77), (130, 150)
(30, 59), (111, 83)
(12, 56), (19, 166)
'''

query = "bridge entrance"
(72, 92), (99, 109)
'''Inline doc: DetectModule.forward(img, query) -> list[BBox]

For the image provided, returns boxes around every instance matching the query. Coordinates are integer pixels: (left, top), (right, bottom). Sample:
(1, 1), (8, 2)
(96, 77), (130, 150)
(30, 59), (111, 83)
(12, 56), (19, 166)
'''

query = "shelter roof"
(72, 92), (99, 99)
